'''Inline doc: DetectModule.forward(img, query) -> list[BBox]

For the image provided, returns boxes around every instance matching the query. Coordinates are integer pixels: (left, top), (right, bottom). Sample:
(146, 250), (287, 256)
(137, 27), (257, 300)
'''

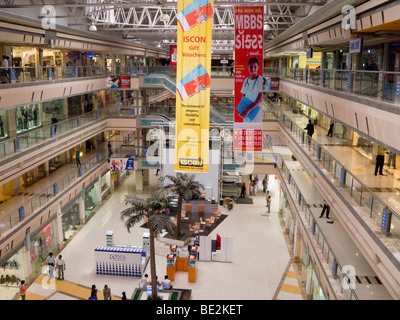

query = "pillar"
(43, 160), (50, 177)
(55, 204), (64, 248)
(79, 197), (86, 225)
(13, 176), (22, 195)
(136, 169), (144, 192)
(40, 103), (47, 126)
(63, 98), (69, 120)
(97, 176), (102, 205)
(143, 169), (150, 186)
(6, 109), (17, 138)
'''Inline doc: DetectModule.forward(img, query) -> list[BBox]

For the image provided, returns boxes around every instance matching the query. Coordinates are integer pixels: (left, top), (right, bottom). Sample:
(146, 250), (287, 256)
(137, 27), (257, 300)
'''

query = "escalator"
(144, 73), (232, 124)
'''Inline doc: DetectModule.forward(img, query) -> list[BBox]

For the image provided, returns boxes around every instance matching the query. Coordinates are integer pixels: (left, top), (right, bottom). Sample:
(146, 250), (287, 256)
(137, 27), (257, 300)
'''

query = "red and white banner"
(233, 6), (264, 152)
(170, 45), (178, 66)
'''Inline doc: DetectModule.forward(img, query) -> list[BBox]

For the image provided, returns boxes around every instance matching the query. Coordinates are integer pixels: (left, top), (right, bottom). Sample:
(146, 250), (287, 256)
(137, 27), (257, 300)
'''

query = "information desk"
(95, 246), (149, 278)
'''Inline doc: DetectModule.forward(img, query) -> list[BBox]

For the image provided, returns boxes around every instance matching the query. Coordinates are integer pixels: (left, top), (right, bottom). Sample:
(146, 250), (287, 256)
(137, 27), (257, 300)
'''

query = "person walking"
(90, 284), (98, 300)
(319, 202), (330, 219)
(19, 280), (27, 300)
(103, 285), (112, 300)
(107, 141), (112, 158)
(230, 61), (235, 76)
(240, 183), (246, 198)
(327, 122), (334, 137)
(55, 254), (66, 280)
(304, 119), (315, 138)
(75, 150), (81, 168)
(121, 292), (127, 300)
(375, 145), (386, 176)
(266, 195), (271, 213)
(51, 114), (58, 135)
(262, 176), (268, 193)
(46, 252), (55, 279)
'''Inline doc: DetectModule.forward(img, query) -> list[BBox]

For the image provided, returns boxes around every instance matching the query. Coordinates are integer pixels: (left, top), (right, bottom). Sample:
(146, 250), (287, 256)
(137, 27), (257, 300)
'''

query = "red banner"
(170, 45), (178, 66)
(233, 6), (264, 152)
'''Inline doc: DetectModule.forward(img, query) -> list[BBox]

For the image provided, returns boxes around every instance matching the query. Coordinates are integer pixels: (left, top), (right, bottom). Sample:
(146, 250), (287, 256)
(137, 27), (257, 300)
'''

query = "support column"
(6, 109), (17, 138)
(63, 98), (69, 120)
(55, 204), (64, 248)
(97, 176), (102, 206)
(136, 169), (144, 192)
(79, 197), (86, 225)
(143, 169), (150, 186)
(13, 177), (22, 195)
(40, 103), (47, 126)
(43, 161), (50, 177)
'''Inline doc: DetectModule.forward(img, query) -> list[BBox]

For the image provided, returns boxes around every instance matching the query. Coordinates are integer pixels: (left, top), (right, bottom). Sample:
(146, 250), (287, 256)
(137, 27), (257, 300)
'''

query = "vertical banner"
(175, 0), (213, 172)
(233, 6), (264, 152)
(170, 45), (178, 66)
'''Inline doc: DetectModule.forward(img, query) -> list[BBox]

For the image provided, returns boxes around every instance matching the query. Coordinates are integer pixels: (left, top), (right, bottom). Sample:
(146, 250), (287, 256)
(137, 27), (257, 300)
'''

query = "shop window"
(62, 200), (80, 241)
(85, 183), (99, 218)
(15, 105), (41, 134)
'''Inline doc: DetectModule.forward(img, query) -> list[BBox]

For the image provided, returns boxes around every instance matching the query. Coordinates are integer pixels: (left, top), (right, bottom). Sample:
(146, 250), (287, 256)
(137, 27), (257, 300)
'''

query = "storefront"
(43, 99), (63, 124)
(62, 198), (81, 242)
(0, 109), (8, 138)
(101, 171), (111, 201)
(279, 188), (296, 249)
(29, 221), (59, 278)
(85, 181), (99, 219)
(11, 47), (38, 68)
(360, 45), (383, 71)
(15, 104), (41, 134)
(0, 248), (27, 300)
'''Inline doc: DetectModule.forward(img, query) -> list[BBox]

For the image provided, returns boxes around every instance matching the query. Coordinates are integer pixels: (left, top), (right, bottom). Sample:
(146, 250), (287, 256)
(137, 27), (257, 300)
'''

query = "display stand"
(165, 245), (198, 283)
(94, 232), (150, 278)
(188, 246), (198, 282)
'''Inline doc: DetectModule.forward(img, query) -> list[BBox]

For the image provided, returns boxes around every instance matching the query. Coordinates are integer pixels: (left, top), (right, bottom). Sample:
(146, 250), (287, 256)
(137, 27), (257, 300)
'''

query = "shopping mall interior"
(0, 0), (399, 306)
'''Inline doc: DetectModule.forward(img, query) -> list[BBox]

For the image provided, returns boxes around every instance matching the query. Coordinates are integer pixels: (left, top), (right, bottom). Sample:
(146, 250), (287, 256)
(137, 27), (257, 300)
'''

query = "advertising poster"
(264, 77), (280, 91)
(175, 0), (213, 173)
(110, 158), (134, 171)
(233, 6), (264, 152)
(106, 75), (131, 89)
(170, 45), (178, 66)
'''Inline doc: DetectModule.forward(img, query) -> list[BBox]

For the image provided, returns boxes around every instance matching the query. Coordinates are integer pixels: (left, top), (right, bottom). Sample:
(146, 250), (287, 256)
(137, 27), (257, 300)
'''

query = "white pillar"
(55, 204), (64, 248)
(79, 197), (86, 224)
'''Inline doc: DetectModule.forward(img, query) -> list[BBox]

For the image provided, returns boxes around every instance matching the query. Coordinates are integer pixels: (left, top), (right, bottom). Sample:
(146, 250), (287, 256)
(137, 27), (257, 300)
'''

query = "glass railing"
(274, 152), (359, 300)
(0, 153), (107, 237)
(271, 105), (400, 247)
(0, 103), (146, 161)
(0, 65), (150, 85)
(263, 67), (400, 104)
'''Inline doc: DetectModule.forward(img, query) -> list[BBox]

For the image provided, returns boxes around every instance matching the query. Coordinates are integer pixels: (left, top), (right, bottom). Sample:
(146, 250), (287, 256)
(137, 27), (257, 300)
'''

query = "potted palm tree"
(162, 173), (204, 238)
(120, 190), (177, 301)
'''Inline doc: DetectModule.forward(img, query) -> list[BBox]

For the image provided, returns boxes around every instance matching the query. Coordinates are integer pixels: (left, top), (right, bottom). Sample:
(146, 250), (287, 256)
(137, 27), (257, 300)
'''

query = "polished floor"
(20, 169), (304, 300)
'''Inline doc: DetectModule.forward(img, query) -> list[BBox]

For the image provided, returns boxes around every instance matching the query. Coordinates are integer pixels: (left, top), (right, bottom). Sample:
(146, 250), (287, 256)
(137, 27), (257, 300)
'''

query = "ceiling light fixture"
(160, 12), (170, 22)
(89, 22), (97, 32)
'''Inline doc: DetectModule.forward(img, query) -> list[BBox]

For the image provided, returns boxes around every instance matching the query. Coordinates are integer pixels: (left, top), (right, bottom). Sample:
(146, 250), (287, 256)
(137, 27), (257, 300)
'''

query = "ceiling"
(0, 0), (328, 54)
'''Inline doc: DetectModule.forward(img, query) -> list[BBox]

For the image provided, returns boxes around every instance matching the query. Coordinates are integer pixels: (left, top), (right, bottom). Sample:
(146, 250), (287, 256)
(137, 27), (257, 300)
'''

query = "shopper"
(262, 176), (268, 193)
(304, 119), (315, 138)
(90, 284), (98, 299)
(1, 55), (10, 83)
(319, 202), (330, 219)
(162, 275), (172, 290)
(103, 284), (112, 300)
(327, 122), (334, 137)
(46, 252), (55, 279)
(55, 254), (66, 280)
(121, 292), (127, 300)
(230, 61), (234, 76)
(51, 114), (58, 135)
(374, 145), (386, 176)
(253, 175), (259, 195)
(107, 141), (112, 158)
(23, 108), (28, 130)
(75, 150), (81, 168)
(240, 183), (246, 198)
(266, 195), (271, 213)
(19, 280), (27, 300)
(139, 274), (150, 289)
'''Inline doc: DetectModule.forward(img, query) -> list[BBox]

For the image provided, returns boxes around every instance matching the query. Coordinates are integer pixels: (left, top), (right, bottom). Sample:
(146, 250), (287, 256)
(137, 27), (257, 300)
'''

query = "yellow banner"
(175, 0), (213, 173)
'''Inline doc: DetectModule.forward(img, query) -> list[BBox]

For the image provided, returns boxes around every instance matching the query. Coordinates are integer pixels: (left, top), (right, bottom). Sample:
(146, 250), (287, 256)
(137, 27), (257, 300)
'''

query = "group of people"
(139, 274), (173, 291)
(89, 284), (119, 300)
(238, 175), (272, 214)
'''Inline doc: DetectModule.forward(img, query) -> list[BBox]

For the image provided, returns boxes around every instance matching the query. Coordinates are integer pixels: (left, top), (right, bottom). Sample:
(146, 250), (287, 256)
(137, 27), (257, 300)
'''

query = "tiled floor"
(22, 169), (295, 300)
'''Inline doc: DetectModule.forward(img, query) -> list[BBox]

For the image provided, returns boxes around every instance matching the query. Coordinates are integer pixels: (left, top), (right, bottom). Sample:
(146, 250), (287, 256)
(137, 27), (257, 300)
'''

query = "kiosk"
(166, 245), (198, 283)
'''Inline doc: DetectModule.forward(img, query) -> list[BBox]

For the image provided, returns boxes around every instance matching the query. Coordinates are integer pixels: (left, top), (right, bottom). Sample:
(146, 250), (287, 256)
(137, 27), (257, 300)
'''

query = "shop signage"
(306, 47), (313, 59)
(170, 45), (178, 66)
(233, 6), (264, 152)
(175, 0), (213, 172)
(110, 158), (134, 171)
(220, 59), (228, 64)
(349, 37), (363, 54)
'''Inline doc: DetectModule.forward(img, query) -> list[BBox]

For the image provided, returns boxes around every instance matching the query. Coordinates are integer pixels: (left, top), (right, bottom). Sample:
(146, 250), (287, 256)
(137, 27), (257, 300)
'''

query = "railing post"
(381, 208), (392, 236)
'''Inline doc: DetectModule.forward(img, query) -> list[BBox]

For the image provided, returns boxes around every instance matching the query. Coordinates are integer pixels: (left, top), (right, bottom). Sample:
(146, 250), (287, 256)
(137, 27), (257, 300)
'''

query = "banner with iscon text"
(175, 0), (213, 172)
(233, 6), (264, 152)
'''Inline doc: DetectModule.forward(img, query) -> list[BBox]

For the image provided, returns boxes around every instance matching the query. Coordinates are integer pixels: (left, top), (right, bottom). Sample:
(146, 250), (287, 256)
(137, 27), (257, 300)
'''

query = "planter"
(159, 232), (192, 247)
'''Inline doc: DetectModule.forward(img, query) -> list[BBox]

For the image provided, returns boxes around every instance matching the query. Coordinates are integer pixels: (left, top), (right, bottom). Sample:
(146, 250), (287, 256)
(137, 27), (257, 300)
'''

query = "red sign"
(170, 45), (177, 66)
(233, 6), (264, 152)
(120, 75), (131, 89)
